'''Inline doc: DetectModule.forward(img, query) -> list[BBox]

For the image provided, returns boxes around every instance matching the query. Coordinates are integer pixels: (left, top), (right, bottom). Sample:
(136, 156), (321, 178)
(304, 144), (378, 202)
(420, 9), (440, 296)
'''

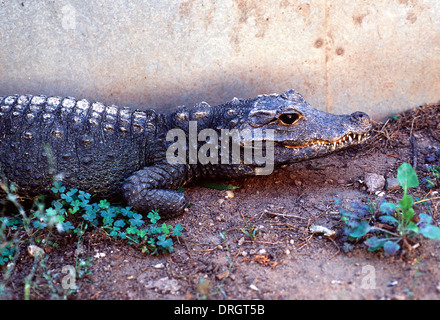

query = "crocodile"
(0, 89), (372, 218)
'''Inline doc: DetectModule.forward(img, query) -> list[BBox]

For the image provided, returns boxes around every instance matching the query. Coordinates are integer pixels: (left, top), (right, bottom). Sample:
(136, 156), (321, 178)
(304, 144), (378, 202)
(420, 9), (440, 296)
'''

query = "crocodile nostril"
(350, 111), (370, 125)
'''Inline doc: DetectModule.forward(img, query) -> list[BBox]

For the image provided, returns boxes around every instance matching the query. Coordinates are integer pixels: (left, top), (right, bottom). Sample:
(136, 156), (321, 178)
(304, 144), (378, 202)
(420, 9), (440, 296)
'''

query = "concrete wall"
(0, 0), (439, 120)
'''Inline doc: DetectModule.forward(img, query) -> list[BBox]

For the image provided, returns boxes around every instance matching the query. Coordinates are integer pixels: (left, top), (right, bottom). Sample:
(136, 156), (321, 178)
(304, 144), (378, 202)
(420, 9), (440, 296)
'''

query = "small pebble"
(216, 269), (230, 281)
(388, 280), (398, 287)
(28, 245), (44, 258)
(309, 225), (336, 238)
(386, 177), (400, 191)
(94, 252), (106, 259)
(249, 284), (260, 291)
(364, 173), (385, 193)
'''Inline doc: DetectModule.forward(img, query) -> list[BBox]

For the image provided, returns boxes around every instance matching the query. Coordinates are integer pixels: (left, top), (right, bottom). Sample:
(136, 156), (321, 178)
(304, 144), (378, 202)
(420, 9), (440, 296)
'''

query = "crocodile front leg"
(122, 163), (188, 219)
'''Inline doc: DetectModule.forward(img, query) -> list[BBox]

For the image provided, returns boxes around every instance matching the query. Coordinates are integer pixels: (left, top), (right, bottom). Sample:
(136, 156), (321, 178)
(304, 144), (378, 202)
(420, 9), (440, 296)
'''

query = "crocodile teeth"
(283, 132), (368, 150)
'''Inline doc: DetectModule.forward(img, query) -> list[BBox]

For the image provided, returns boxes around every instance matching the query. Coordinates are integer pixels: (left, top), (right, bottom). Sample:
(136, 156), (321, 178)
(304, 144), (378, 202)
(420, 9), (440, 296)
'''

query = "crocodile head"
(235, 89), (372, 166)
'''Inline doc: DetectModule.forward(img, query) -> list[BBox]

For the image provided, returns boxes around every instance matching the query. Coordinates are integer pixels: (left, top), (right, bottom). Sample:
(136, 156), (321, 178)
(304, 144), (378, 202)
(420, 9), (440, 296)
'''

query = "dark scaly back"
(168, 98), (258, 181)
(0, 94), (158, 200)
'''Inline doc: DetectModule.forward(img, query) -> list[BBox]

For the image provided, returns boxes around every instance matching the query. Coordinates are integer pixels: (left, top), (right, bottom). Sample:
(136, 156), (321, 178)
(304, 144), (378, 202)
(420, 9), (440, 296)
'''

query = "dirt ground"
(2, 103), (440, 300)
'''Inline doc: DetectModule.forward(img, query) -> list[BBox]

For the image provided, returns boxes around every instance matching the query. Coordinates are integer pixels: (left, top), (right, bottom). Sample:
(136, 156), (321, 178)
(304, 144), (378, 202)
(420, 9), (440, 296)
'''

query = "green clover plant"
(1, 181), (183, 266)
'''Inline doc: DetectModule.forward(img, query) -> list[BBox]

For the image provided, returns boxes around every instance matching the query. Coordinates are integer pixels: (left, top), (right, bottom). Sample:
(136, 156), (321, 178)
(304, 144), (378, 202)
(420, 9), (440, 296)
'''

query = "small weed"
(423, 165), (440, 189)
(240, 212), (260, 241)
(241, 222), (259, 241)
(196, 277), (213, 300)
(201, 183), (240, 191)
(1, 179), (183, 298)
(421, 146), (440, 189)
(336, 162), (440, 255)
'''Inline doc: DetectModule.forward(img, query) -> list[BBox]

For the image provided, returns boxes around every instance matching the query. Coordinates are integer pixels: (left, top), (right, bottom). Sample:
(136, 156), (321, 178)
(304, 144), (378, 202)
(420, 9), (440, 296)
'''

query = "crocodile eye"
(278, 112), (301, 126)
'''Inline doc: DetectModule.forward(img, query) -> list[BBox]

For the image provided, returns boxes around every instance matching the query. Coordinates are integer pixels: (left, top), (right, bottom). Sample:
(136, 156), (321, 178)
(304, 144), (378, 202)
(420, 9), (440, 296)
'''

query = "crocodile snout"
(350, 111), (370, 123)
(350, 111), (372, 131)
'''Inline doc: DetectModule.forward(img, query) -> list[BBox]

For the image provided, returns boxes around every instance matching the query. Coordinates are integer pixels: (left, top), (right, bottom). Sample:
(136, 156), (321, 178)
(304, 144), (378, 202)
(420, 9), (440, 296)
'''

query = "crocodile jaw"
(282, 132), (370, 151)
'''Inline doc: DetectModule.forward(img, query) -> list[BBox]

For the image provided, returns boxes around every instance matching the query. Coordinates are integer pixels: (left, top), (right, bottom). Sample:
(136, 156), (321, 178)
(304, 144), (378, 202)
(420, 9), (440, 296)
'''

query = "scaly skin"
(0, 89), (372, 218)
